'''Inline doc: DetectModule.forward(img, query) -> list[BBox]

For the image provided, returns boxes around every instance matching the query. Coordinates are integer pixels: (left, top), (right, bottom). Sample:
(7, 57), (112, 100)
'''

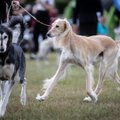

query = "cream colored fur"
(36, 18), (120, 102)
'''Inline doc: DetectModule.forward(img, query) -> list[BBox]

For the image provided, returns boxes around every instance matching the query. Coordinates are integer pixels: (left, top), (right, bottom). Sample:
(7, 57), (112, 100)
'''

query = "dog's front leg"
(0, 81), (4, 100)
(36, 58), (68, 101)
(0, 81), (10, 100)
(0, 81), (3, 104)
(0, 80), (14, 117)
(20, 79), (27, 106)
(0, 81), (9, 103)
(84, 64), (97, 102)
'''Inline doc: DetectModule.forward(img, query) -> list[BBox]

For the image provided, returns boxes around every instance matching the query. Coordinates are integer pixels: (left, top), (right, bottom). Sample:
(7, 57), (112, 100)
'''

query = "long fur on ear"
(63, 18), (72, 30)
(57, 18), (71, 39)
(0, 25), (13, 43)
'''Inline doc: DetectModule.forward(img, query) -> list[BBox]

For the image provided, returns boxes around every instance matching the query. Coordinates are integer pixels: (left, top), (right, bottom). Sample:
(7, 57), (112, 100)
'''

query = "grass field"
(1, 53), (120, 120)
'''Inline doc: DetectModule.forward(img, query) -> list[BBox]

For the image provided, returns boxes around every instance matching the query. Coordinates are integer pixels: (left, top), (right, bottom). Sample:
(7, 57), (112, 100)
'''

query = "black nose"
(0, 48), (4, 52)
(47, 33), (51, 37)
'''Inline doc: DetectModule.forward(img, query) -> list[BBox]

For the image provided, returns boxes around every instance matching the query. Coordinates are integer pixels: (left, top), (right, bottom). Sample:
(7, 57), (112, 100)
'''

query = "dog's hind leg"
(36, 57), (68, 101)
(84, 62), (106, 102)
(94, 61), (107, 96)
(84, 49), (118, 102)
(95, 53), (120, 96)
(107, 58), (120, 89)
(84, 64), (97, 102)
(110, 72), (120, 90)
(0, 80), (14, 117)
(84, 60), (108, 102)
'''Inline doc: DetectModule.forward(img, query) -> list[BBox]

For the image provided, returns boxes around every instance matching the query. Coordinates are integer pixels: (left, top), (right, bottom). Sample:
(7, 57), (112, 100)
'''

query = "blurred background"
(12, 0), (120, 59)
(20, 0), (120, 38)
(2, 1), (120, 119)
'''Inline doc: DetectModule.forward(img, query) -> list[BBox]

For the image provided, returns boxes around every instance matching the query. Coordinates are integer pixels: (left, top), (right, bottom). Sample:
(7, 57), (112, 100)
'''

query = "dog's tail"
(9, 15), (26, 45)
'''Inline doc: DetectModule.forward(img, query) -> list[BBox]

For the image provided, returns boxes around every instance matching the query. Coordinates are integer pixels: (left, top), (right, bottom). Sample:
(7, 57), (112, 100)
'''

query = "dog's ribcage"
(62, 48), (100, 68)
(62, 49), (83, 65)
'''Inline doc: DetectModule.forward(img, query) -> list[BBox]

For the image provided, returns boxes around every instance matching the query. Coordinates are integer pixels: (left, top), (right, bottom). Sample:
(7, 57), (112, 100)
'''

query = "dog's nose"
(0, 48), (4, 52)
(47, 33), (51, 37)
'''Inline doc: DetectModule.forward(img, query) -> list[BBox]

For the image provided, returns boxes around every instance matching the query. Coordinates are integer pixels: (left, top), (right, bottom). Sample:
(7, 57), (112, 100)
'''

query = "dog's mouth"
(47, 33), (53, 38)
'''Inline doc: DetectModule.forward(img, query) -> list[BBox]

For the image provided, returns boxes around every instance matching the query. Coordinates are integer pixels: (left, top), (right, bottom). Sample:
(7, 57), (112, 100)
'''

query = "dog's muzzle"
(47, 33), (52, 38)
(0, 47), (5, 53)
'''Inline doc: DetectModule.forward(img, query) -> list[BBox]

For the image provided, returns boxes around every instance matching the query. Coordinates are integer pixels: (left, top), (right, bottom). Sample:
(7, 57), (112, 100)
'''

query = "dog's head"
(47, 18), (71, 38)
(0, 25), (12, 53)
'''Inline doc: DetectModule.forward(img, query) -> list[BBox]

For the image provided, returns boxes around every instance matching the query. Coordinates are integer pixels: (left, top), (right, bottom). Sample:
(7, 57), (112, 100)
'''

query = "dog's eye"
(4, 36), (7, 39)
(56, 25), (59, 28)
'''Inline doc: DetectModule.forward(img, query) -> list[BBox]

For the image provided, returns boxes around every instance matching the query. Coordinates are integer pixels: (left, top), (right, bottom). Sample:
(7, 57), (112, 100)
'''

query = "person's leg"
(40, 11), (50, 40)
(33, 24), (40, 54)
(79, 22), (97, 36)
(41, 26), (49, 40)
(88, 22), (97, 36)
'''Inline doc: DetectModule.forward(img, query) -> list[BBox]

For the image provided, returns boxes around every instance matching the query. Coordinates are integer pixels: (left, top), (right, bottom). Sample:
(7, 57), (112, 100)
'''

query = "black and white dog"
(0, 16), (26, 117)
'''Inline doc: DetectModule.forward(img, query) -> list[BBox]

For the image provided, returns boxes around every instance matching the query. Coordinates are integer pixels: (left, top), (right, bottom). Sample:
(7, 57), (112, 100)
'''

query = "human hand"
(12, 0), (20, 10)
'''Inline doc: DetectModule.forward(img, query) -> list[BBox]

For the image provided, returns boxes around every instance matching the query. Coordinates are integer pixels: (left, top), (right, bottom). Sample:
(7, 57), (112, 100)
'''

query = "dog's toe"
(20, 98), (27, 106)
(83, 96), (92, 102)
(36, 94), (45, 101)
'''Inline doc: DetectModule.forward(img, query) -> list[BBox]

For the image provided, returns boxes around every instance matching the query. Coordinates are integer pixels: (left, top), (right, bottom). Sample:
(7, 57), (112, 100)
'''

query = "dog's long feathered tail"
(9, 16), (26, 45)
(116, 40), (120, 57)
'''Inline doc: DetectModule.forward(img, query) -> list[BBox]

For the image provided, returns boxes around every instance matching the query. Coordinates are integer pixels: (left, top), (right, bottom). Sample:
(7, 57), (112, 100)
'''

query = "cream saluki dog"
(36, 18), (120, 102)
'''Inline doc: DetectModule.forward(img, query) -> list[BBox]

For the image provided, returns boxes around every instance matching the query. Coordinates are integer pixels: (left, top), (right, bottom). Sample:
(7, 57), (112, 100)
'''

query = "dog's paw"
(93, 93), (98, 102)
(20, 91), (27, 106)
(20, 96), (27, 106)
(36, 94), (45, 101)
(83, 96), (92, 102)
(83, 95), (98, 103)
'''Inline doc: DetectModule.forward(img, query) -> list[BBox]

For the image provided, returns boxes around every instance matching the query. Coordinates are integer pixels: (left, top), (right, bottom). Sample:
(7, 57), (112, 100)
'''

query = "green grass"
(1, 53), (120, 120)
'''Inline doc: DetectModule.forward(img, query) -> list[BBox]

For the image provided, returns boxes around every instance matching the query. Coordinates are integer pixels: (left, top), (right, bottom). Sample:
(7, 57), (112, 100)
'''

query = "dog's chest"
(62, 50), (81, 63)
(0, 59), (15, 80)
(62, 50), (86, 67)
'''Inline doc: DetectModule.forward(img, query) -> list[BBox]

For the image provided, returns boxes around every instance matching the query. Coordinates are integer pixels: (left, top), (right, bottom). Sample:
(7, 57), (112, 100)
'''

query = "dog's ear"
(63, 18), (71, 31)
(0, 25), (13, 42)
(7, 28), (13, 43)
(3, 25), (13, 43)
